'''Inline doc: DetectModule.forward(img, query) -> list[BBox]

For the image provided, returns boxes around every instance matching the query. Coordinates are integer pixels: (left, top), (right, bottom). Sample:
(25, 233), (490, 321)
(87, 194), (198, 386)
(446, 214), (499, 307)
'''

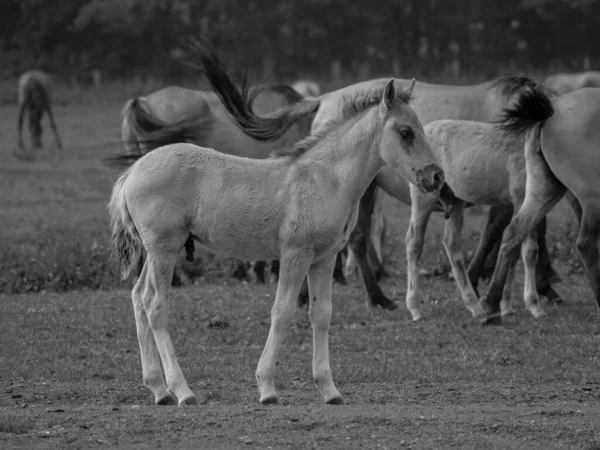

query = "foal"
(406, 119), (547, 321)
(109, 80), (444, 406)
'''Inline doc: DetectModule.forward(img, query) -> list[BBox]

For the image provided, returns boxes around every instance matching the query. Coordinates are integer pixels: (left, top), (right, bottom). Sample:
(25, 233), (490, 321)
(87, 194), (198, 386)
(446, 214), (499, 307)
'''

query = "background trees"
(1, 0), (599, 84)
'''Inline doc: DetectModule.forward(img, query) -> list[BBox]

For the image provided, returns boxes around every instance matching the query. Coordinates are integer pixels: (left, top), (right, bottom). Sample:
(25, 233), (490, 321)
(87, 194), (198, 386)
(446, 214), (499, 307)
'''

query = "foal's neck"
(309, 109), (384, 204)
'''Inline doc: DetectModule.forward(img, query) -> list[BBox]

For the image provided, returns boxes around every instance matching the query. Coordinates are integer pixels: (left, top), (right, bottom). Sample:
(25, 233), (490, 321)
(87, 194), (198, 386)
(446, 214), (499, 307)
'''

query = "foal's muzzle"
(417, 163), (444, 193)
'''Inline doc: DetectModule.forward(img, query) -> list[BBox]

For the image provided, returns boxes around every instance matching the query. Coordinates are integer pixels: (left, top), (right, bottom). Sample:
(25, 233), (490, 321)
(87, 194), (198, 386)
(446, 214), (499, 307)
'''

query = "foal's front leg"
(307, 256), (343, 404)
(405, 187), (436, 321)
(441, 200), (484, 317)
(256, 250), (310, 404)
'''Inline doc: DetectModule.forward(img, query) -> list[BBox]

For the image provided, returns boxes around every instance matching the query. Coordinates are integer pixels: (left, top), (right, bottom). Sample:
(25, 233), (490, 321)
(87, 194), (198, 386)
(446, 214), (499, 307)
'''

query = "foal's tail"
(108, 167), (142, 280)
(495, 76), (556, 136)
(120, 97), (201, 155)
(191, 38), (320, 141)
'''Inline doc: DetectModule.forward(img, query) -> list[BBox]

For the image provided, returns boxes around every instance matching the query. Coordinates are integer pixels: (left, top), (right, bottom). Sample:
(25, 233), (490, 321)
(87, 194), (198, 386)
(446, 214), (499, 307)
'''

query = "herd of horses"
(16, 43), (600, 406)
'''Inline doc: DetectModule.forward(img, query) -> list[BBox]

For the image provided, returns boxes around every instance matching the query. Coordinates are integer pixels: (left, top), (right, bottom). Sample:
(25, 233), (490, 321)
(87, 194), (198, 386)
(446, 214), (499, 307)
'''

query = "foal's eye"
(397, 126), (415, 141)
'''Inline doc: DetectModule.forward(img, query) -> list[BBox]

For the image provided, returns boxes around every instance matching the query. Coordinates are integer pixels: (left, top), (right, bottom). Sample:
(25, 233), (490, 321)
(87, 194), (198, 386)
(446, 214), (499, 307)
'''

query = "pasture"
(1, 101), (600, 449)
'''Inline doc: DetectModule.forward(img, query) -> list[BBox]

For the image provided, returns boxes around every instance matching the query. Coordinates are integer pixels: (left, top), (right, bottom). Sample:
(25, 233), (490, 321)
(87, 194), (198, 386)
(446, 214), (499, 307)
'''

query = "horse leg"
(533, 218), (564, 304)
(441, 200), (484, 317)
(256, 250), (310, 404)
(132, 261), (176, 405)
(467, 204), (512, 294)
(343, 246), (358, 279)
(307, 256), (342, 404)
(370, 191), (389, 281)
(332, 251), (347, 285)
(17, 103), (26, 151)
(405, 188), (436, 321)
(270, 259), (280, 279)
(500, 263), (516, 316)
(575, 204), (600, 316)
(253, 260), (267, 284)
(349, 181), (397, 310)
(479, 152), (565, 325)
(521, 231), (547, 318)
(46, 103), (63, 151)
(143, 249), (196, 406)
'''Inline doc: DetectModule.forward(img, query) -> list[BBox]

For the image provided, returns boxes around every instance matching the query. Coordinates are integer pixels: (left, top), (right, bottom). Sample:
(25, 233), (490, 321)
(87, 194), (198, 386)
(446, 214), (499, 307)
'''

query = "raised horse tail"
(108, 167), (142, 280)
(120, 97), (200, 156)
(191, 39), (320, 141)
(494, 75), (556, 136)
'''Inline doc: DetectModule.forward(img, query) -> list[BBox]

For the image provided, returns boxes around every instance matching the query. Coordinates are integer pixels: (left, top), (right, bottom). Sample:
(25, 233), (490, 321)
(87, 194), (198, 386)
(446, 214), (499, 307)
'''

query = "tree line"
(1, 0), (599, 84)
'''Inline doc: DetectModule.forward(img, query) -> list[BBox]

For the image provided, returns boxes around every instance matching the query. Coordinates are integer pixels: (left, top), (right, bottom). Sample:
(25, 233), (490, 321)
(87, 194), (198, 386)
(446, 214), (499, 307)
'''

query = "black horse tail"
(494, 75), (556, 135)
(190, 38), (320, 141)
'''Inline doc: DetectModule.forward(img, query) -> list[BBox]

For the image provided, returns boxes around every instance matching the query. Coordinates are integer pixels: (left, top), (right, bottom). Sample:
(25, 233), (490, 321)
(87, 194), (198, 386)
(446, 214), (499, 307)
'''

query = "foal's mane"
(272, 86), (413, 159)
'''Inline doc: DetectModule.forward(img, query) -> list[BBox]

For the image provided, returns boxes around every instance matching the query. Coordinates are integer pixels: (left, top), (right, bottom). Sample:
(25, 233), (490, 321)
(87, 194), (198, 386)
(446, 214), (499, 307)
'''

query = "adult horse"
(544, 71), (600, 95)
(206, 70), (564, 314)
(479, 83), (600, 325)
(119, 81), (317, 284)
(108, 78), (444, 406)
(17, 70), (62, 159)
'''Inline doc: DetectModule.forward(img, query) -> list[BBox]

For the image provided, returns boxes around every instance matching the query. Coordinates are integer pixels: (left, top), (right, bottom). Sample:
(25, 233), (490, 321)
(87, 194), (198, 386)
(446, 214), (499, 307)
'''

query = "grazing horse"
(406, 118), (550, 321)
(120, 82), (315, 284)
(292, 80), (322, 98)
(17, 70), (62, 158)
(108, 78), (444, 406)
(544, 71), (600, 95)
(479, 83), (600, 325)
(212, 73), (564, 311)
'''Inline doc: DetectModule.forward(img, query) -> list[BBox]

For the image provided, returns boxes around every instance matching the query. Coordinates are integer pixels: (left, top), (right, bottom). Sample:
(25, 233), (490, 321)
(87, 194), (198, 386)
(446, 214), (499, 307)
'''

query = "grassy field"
(1, 100), (599, 449)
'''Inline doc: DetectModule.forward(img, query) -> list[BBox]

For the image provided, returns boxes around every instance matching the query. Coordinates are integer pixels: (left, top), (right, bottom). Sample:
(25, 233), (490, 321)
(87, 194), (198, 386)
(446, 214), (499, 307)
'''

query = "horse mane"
(271, 87), (413, 159)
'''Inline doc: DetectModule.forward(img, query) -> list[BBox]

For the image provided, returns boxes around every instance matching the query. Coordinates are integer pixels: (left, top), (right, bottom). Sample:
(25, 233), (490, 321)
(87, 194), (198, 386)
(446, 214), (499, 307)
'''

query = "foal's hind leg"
(441, 200), (484, 317)
(132, 262), (176, 405)
(256, 250), (311, 404)
(307, 256), (342, 404)
(575, 203), (600, 316)
(143, 251), (196, 406)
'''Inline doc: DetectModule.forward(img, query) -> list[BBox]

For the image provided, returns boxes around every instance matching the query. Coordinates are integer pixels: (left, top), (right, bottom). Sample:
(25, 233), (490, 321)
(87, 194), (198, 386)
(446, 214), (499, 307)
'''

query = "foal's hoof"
(371, 295), (398, 311)
(260, 395), (278, 405)
(156, 392), (177, 406)
(178, 395), (198, 407)
(325, 396), (344, 405)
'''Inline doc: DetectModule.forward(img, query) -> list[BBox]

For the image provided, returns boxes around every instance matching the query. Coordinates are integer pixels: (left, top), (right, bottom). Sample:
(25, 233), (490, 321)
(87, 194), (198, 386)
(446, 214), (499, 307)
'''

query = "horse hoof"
(410, 311), (424, 322)
(372, 295), (398, 310)
(178, 395), (198, 407)
(156, 393), (177, 406)
(501, 309), (516, 317)
(325, 396), (344, 405)
(260, 395), (278, 405)
(480, 313), (503, 326)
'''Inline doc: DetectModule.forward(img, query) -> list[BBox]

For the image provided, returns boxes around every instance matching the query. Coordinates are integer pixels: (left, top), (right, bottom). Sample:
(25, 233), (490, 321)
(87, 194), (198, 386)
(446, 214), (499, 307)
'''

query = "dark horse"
(17, 70), (62, 159)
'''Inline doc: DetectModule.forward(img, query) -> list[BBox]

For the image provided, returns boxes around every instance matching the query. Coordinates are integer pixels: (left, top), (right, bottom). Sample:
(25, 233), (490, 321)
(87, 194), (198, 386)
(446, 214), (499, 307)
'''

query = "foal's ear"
(380, 78), (396, 113)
